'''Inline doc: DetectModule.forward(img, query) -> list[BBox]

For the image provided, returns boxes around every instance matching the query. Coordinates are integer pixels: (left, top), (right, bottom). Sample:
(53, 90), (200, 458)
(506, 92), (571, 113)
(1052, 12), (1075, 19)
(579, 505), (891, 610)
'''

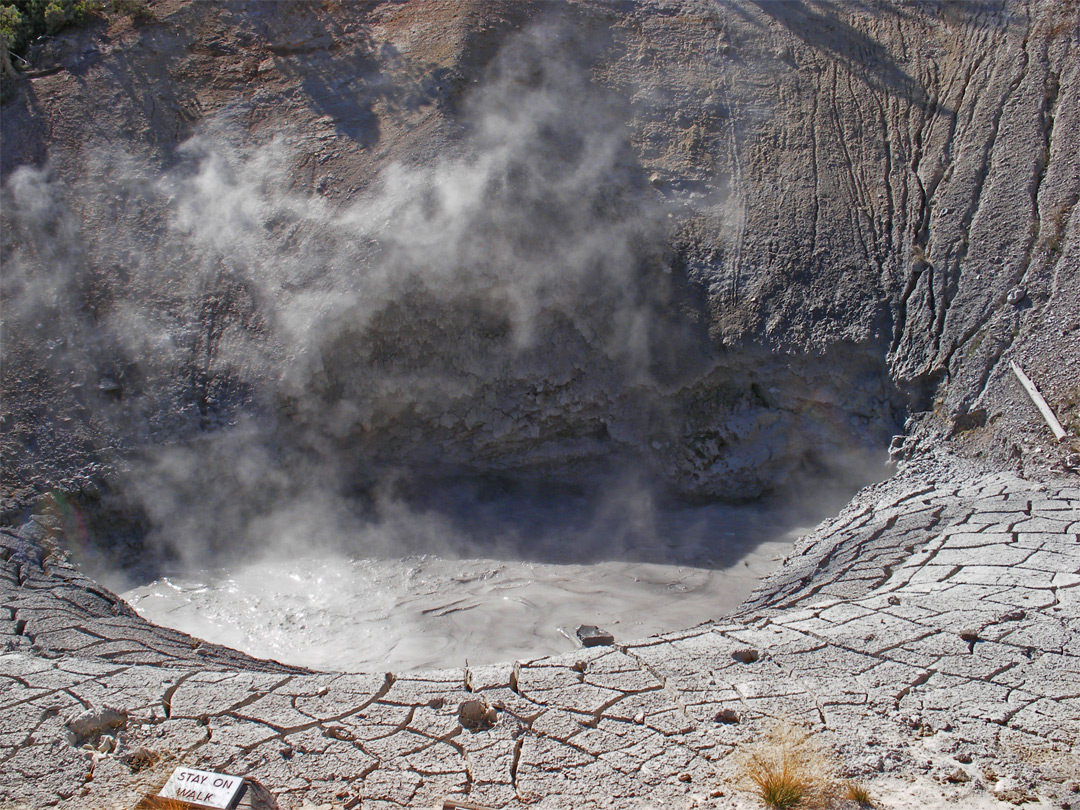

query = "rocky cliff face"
(2, 5), (1079, 808)
(2, 1), (1077, 521)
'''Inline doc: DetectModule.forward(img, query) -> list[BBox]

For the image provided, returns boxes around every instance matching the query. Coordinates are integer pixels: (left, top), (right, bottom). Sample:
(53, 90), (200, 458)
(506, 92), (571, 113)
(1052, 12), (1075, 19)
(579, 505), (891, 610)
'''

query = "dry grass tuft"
(845, 781), (874, 806)
(133, 796), (196, 810)
(738, 721), (837, 809)
(748, 760), (811, 808)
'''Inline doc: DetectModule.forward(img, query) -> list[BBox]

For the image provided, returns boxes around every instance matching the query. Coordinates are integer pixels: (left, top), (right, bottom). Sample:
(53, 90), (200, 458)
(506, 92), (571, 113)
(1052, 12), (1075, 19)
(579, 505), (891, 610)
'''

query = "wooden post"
(1010, 360), (1067, 441)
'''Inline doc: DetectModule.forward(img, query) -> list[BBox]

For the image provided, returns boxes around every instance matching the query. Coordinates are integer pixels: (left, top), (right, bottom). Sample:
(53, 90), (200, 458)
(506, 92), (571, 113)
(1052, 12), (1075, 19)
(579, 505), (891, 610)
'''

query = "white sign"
(158, 767), (243, 809)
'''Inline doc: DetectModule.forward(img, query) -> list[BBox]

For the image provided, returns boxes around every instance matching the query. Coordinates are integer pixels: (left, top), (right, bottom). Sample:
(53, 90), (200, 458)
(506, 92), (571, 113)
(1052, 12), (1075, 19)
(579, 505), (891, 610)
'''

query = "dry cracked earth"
(2, 1), (1080, 809)
(3, 459), (1078, 809)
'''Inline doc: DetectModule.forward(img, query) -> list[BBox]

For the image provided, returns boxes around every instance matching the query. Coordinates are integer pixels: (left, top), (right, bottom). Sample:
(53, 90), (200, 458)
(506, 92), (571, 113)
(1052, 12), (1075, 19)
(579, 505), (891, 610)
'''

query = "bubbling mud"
(120, 498), (819, 672)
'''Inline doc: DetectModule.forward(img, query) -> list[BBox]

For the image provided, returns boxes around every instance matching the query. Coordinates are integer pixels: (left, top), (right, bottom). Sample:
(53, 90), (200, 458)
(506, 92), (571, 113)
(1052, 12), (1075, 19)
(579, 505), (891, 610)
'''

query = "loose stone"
(714, 708), (740, 724)
(458, 698), (498, 731)
(945, 768), (972, 783)
(576, 625), (614, 647)
(731, 647), (759, 663)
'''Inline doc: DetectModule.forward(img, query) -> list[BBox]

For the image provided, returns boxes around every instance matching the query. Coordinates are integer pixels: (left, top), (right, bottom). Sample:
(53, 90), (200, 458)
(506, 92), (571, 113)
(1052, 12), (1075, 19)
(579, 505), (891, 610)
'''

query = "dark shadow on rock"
(749, 0), (939, 114)
(0, 79), (49, 173)
(216, 1), (460, 148)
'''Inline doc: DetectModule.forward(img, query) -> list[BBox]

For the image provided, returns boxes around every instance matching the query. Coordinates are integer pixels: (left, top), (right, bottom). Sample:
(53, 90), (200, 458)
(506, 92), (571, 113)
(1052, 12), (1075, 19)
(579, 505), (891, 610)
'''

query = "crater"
(102, 469), (885, 671)
(3, 2), (1078, 807)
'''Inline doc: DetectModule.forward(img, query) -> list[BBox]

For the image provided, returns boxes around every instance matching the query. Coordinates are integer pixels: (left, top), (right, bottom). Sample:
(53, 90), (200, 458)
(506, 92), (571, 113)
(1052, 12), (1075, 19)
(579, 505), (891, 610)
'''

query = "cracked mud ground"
(3, 459), (1077, 809)
(2, 1), (1079, 808)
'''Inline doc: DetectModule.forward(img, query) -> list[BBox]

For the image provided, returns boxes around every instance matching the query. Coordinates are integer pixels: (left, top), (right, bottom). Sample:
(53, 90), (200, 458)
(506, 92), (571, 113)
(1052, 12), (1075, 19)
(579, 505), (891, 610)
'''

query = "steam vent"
(2, 1), (1079, 808)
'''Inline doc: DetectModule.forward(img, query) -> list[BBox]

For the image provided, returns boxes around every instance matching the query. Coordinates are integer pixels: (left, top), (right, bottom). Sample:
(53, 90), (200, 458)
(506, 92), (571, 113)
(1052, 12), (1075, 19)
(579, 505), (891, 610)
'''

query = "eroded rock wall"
(1, 1), (1077, 516)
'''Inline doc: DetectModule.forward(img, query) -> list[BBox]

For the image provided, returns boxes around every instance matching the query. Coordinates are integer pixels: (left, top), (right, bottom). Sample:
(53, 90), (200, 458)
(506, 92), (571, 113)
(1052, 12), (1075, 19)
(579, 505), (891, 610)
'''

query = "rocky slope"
(3, 0), (1076, 513)
(1, 1), (1078, 808)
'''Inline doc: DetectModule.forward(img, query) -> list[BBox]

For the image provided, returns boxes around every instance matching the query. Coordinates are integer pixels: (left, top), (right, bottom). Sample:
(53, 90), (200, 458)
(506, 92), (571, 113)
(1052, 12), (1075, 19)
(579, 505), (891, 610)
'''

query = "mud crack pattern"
(2, 462), (1077, 809)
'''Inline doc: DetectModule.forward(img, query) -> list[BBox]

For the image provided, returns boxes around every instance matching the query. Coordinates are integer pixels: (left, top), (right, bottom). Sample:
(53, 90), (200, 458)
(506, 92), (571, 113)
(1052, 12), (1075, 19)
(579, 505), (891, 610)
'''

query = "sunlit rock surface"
(3, 463), (1078, 807)
(1, 0), (1078, 808)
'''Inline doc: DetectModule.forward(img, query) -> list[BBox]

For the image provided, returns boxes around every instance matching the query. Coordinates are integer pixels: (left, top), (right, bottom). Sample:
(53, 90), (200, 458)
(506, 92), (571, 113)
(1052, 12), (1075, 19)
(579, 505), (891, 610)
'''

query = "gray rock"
(731, 647), (759, 664)
(457, 698), (497, 732)
(65, 707), (127, 745)
(576, 625), (615, 647)
(714, 708), (739, 724)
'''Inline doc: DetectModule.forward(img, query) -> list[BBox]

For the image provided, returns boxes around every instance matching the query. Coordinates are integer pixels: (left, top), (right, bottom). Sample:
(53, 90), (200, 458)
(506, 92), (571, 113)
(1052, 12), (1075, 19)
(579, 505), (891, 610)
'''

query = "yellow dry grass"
(133, 796), (195, 810)
(844, 781), (874, 806)
(738, 721), (838, 809)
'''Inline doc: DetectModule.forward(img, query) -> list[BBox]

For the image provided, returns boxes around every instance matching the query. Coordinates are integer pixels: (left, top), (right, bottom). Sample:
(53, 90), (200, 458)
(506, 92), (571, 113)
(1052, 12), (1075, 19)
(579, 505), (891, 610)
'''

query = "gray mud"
(119, 503), (810, 671)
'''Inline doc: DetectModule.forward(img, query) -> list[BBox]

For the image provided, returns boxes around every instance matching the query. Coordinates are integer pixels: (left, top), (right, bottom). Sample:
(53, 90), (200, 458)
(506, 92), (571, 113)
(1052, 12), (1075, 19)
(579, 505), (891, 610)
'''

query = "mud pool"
(119, 497), (829, 672)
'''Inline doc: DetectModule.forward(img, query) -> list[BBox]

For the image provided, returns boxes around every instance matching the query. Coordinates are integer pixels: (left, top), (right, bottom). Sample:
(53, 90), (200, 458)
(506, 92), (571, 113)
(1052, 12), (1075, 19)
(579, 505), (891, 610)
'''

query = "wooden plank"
(1010, 360), (1067, 440)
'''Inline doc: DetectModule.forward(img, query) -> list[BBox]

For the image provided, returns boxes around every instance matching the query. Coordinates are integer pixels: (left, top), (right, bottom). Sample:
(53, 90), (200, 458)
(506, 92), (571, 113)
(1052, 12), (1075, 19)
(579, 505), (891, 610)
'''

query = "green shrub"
(1, 0), (99, 58)
(44, 1), (73, 33)
(111, 0), (150, 20)
(1, 6), (27, 72)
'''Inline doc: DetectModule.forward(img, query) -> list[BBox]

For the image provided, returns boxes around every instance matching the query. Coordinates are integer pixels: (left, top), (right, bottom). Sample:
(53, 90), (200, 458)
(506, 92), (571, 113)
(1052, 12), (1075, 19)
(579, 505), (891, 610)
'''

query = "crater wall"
(3, 0), (1076, 514)
(1, 2), (1078, 808)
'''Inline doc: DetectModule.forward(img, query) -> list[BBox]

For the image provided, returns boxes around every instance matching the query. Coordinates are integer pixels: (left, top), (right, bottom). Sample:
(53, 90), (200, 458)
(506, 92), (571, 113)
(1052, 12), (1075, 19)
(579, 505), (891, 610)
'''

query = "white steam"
(1, 19), (893, 578)
(2, 21), (708, 567)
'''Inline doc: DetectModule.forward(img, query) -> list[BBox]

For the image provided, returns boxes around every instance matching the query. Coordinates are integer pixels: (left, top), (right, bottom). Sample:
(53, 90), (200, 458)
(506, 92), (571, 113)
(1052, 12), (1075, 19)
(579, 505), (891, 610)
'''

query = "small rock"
(859, 755), (884, 773)
(633, 711), (646, 724)
(714, 708), (740, 724)
(709, 789), (725, 798)
(945, 767), (971, 784)
(996, 787), (1039, 805)
(678, 772), (692, 782)
(887, 595), (901, 606)
(959, 629), (979, 642)
(458, 698), (497, 732)
(66, 707), (127, 746)
(120, 747), (155, 772)
(241, 780), (279, 810)
(731, 647), (759, 664)
(576, 625), (614, 647)
(889, 434), (907, 459)
(1007, 287), (1026, 305)
(954, 751), (973, 764)
(1064, 452), (1080, 470)
(900, 714), (922, 729)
